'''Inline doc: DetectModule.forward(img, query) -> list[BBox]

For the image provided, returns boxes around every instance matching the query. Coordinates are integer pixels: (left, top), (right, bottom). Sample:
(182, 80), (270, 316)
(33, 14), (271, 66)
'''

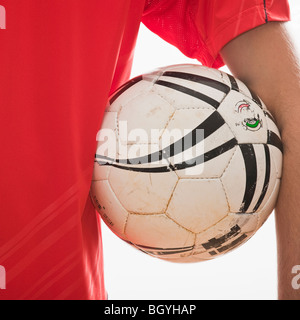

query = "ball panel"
(92, 161), (111, 182)
(160, 108), (237, 178)
(152, 82), (215, 111)
(160, 108), (211, 178)
(265, 111), (281, 136)
(257, 178), (281, 227)
(269, 145), (283, 179)
(118, 92), (174, 144)
(247, 144), (277, 213)
(193, 213), (259, 260)
(157, 74), (227, 108)
(151, 64), (229, 111)
(187, 145), (236, 179)
(166, 179), (228, 233)
(107, 78), (160, 112)
(125, 213), (195, 259)
(160, 108), (214, 138)
(222, 143), (279, 214)
(98, 110), (118, 131)
(90, 180), (128, 239)
(108, 168), (178, 214)
(221, 147), (246, 213)
(265, 114), (283, 179)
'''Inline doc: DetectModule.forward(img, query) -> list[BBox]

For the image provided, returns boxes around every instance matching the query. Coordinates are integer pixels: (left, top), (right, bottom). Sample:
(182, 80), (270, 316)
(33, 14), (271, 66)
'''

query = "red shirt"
(0, 0), (290, 299)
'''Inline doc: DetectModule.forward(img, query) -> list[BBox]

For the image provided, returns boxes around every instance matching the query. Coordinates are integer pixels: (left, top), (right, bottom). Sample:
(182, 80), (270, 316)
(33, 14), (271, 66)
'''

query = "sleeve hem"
(202, 3), (290, 69)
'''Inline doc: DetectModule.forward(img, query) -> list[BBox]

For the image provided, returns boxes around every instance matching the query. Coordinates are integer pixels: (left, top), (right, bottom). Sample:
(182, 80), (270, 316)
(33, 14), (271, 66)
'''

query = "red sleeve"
(142, 0), (291, 68)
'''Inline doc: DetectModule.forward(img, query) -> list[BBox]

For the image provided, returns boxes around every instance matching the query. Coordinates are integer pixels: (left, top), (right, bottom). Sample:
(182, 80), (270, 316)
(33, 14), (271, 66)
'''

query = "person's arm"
(220, 21), (300, 300)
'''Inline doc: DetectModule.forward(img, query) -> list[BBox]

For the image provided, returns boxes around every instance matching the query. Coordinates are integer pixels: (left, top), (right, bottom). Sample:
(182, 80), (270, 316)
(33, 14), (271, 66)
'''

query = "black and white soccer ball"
(91, 64), (283, 263)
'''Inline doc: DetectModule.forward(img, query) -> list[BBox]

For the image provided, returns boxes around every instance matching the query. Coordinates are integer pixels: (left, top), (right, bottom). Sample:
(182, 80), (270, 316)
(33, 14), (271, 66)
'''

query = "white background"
(101, 1), (300, 300)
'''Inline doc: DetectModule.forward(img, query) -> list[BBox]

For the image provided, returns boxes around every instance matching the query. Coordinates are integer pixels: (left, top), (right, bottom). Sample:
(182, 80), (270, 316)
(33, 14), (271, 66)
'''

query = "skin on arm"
(220, 21), (300, 300)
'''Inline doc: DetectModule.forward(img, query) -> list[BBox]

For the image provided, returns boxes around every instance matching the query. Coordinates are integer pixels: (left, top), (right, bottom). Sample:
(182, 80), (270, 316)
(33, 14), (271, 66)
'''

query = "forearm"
(220, 22), (300, 300)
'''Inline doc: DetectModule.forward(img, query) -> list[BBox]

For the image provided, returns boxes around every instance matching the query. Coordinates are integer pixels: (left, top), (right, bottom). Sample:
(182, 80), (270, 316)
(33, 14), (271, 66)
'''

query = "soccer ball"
(91, 64), (283, 263)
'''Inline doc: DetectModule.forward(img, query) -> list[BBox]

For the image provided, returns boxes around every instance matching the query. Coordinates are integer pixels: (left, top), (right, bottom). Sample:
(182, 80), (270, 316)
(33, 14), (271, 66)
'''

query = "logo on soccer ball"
(235, 100), (262, 131)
